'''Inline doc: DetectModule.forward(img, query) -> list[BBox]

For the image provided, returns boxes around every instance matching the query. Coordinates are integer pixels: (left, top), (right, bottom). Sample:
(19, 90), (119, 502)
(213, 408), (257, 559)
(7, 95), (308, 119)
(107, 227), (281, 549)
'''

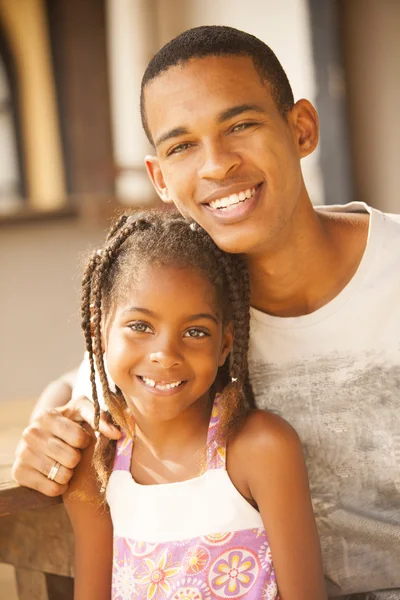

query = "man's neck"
(247, 202), (370, 318)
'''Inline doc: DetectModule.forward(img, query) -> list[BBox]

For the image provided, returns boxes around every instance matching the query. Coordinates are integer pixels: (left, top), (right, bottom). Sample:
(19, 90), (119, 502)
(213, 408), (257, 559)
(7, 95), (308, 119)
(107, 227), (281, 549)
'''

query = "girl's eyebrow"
(121, 306), (156, 317)
(121, 307), (219, 325)
(186, 313), (220, 325)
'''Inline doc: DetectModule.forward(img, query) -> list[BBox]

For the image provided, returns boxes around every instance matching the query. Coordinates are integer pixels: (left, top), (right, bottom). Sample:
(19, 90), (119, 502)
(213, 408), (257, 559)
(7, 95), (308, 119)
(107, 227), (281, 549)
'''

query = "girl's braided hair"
(81, 209), (255, 490)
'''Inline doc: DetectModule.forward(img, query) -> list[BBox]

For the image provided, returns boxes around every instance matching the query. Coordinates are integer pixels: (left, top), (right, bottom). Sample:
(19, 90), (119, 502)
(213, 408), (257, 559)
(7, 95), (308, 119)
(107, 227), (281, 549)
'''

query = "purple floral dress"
(107, 397), (279, 599)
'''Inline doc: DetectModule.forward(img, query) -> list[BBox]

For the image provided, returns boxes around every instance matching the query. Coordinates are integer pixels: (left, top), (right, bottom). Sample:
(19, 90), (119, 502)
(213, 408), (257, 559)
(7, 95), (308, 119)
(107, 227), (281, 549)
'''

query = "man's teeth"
(208, 187), (256, 210)
(141, 376), (183, 390)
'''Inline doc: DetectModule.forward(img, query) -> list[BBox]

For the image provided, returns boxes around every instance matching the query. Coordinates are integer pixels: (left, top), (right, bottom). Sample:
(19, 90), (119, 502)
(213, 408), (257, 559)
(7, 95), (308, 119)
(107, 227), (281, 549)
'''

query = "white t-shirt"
(248, 202), (400, 597)
(73, 202), (400, 597)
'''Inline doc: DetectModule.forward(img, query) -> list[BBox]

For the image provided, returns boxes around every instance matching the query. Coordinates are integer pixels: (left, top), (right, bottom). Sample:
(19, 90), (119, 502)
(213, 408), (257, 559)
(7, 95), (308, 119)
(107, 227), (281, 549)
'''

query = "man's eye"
(129, 321), (152, 333)
(231, 122), (257, 133)
(184, 328), (208, 338)
(168, 143), (192, 156)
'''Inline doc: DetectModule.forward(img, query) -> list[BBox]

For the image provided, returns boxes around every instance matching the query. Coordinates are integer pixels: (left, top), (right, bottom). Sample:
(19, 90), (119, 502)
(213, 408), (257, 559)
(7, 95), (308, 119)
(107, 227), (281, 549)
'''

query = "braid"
(82, 217), (152, 490)
(105, 214), (129, 242)
(189, 223), (254, 448)
(81, 249), (103, 428)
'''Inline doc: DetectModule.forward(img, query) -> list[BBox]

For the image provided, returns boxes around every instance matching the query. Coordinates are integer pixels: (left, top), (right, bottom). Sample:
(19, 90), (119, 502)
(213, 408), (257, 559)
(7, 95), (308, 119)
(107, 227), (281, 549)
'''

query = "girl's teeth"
(141, 376), (182, 390)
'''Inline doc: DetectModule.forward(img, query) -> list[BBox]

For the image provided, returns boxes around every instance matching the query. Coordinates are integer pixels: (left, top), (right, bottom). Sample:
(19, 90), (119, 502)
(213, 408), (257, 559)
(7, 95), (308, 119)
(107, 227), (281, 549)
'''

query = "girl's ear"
(218, 322), (234, 367)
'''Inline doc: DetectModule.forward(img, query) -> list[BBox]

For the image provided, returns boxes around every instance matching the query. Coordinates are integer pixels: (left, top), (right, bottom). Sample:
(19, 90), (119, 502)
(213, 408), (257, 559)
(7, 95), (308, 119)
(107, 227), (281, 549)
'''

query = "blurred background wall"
(0, 0), (399, 403)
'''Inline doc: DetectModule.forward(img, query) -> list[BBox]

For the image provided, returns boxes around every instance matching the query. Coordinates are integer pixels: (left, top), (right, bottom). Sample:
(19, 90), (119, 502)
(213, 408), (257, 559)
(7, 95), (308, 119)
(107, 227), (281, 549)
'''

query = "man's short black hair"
(140, 25), (295, 144)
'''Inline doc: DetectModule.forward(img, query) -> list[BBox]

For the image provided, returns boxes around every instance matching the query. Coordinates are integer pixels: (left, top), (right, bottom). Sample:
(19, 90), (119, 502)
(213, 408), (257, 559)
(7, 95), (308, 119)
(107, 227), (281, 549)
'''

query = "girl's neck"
(130, 394), (212, 459)
(128, 394), (213, 486)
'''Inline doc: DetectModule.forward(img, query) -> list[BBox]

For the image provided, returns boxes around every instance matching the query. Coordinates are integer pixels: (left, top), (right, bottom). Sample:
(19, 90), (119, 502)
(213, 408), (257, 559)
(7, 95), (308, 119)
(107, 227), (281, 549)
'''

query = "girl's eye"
(231, 122), (257, 133)
(184, 328), (209, 339)
(168, 143), (192, 156)
(129, 321), (152, 334)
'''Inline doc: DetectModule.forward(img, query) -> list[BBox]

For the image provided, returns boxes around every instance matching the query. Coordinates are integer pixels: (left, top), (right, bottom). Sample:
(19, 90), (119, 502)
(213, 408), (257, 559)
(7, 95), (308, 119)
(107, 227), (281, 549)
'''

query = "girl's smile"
(137, 375), (186, 395)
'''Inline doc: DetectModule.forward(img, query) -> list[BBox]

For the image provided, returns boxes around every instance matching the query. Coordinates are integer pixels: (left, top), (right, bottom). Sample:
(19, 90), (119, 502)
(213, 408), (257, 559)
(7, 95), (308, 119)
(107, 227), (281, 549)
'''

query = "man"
(12, 26), (400, 598)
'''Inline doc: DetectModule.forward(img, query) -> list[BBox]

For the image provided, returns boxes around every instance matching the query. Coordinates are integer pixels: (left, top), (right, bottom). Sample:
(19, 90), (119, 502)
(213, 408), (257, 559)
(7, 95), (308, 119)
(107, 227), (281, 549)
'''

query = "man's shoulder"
(315, 201), (400, 227)
(315, 201), (400, 253)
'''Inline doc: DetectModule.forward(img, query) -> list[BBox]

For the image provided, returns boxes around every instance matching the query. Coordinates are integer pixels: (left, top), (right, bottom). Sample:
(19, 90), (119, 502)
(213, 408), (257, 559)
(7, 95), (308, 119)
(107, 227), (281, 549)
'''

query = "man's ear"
(218, 322), (234, 367)
(289, 99), (319, 159)
(145, 155), (171, 203)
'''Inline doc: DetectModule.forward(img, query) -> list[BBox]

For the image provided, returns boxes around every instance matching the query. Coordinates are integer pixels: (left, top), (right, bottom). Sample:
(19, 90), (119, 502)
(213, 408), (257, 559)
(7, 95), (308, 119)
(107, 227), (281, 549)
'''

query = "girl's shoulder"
(227, 409), (305, 501)
(230, 408), (302, 457)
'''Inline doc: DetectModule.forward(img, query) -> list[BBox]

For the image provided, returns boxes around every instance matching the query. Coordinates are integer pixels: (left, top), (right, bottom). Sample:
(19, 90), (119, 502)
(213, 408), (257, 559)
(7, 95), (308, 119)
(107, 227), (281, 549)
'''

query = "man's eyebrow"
(155, 104), (265, 148)
(155, 127), (189, 148)
(217, 103), (265, 123)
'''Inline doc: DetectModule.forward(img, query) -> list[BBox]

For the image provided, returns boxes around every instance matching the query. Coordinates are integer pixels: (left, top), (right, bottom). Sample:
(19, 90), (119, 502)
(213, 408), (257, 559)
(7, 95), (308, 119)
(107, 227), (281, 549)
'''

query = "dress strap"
(113, 431), (133, 471)
(206, 394), (226, 470)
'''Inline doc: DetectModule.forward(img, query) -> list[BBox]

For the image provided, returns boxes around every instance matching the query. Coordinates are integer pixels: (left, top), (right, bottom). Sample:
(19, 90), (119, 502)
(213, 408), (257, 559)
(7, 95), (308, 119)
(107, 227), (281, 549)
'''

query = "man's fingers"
(19, 445), (74, 485)
(37, 409), (91, 450)
(45, 436), (83, 470)
(12, 460), (68, 497)
(61, 396), (121, 440)
(58, 396), (96, 427)
(15, 437), (77, 481)
(98, 411), (122, 440)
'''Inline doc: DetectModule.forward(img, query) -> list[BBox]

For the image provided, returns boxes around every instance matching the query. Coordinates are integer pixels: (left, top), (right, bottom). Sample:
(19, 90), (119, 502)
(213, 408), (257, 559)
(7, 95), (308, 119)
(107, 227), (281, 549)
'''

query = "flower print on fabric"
(262, 577), (279, 600)
(116, 433), (132, 458)
(200, 531), (235, 547)
(124, 537), (159, 559)
(170, 577), (212, 600)
(112, 556), (139, 600)
(208, 547), (261, 598)
(206, 396), (226, 470)
(182, 545), (210, 574)
(139, 550), (180, 599)
(258, 540), (273, 571)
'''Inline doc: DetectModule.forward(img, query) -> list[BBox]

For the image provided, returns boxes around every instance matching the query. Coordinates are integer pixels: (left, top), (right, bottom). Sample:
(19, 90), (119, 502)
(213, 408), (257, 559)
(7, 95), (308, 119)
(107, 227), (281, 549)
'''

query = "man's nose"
(198, 140), (241, 180)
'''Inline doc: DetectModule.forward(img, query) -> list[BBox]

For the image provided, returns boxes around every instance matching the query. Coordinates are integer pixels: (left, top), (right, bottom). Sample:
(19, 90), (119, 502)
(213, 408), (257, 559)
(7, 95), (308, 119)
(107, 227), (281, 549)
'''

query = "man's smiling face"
(144, 55), (318, 256)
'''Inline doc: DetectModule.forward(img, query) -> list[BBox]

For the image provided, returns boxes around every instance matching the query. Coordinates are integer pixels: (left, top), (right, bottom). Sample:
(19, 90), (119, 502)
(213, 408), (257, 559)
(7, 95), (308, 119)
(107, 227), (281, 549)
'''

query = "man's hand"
(12, 396), (121, 496)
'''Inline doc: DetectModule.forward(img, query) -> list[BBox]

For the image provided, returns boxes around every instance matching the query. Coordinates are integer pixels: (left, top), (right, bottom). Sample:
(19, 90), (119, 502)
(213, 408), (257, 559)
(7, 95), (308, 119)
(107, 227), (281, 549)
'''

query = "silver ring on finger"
(47, 460), (61, 482)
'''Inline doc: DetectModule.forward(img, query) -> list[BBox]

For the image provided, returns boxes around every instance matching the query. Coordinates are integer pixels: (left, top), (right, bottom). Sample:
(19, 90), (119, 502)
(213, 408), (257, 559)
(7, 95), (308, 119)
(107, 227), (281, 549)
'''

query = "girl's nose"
(148, 350), (183, 369)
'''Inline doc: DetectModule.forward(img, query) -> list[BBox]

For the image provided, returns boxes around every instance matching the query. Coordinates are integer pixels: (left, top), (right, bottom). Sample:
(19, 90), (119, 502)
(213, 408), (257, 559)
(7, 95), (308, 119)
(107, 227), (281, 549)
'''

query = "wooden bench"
(0, 399), (74, 600)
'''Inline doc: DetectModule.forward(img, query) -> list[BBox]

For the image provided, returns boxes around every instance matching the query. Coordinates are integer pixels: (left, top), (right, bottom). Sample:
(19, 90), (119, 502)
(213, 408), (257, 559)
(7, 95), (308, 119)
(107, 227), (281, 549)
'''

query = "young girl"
(64, 210), (327, 600)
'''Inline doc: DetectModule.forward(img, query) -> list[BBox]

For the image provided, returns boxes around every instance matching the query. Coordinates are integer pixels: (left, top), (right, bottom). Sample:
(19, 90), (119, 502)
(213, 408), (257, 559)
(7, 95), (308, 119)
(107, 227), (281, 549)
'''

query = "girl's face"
(104, 264), (233, 423)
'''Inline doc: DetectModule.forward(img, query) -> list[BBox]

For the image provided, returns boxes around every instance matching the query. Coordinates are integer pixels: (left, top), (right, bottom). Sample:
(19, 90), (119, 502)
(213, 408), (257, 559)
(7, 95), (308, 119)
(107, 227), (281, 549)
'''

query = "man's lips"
(207, 186), (256, 210)
(201, 182), (263, 224)
(201, 182), (263, 209)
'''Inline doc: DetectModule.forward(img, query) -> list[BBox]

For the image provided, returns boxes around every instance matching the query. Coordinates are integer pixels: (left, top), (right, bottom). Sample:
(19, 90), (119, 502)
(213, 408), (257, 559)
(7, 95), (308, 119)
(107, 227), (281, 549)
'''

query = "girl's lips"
(137, 375), (187, 396)
(202, 183), (263, 224)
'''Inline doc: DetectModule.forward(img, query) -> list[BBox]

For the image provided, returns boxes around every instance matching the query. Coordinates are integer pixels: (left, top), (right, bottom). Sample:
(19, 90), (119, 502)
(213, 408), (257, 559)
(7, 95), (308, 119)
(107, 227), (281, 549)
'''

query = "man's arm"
(30, 369), (77, 419)
(12, 364), (121, 496)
